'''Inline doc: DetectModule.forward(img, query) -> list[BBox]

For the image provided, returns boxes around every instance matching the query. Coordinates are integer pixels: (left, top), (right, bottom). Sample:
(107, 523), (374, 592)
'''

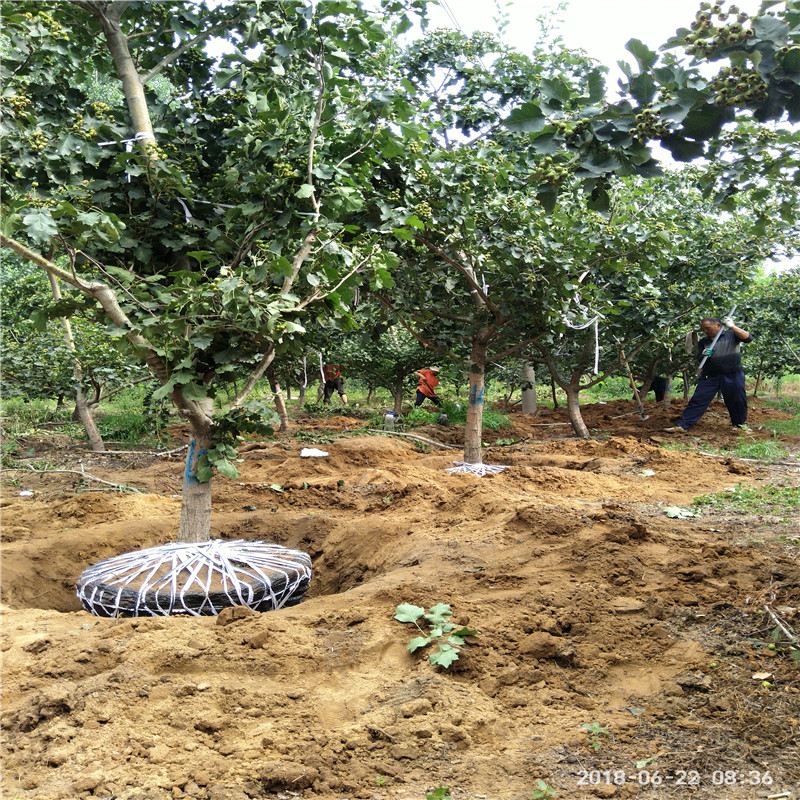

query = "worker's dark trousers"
(679, 371), (747, 429)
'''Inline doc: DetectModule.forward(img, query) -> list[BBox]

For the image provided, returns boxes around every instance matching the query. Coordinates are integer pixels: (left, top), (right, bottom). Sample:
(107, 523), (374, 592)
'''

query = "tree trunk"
(681, 369), (690, 400)
(177, 417), (213, 544)
(463, 335), (489, 464)
(74, 389), (105, 451)
(367, 385), (375, 404)
(565, 380), (590, 439)
(268, 371), (290, 432)
(662, 373), (673, 410)
(48, 274), (105, 451)
(753, 357), (764, 397)
(520, 363), (537, 414)
(550, 377), (559, 409)
(391, 379), (404, 415)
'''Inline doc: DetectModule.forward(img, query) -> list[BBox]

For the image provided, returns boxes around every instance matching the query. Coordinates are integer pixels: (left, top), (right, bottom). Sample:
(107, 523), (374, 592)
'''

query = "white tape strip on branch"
(76, 539), (312, 617)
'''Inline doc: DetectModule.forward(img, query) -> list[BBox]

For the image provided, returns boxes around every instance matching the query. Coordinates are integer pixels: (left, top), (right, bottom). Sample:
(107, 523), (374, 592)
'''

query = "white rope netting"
(446, 462), (509, 476)
(76, 539), (312, 617)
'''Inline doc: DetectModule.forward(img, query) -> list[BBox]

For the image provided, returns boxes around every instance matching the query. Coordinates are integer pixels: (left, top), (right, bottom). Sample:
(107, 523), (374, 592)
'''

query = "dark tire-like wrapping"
(76, 539), (312, 617)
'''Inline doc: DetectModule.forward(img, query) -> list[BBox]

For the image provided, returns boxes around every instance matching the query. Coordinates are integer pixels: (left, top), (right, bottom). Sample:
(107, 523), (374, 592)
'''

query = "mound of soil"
(2, 397), (799, 800)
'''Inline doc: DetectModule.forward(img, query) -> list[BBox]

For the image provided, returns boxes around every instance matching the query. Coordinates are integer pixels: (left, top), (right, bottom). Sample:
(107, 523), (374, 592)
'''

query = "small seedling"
(426, 785), (452, 800)
(394, 603), (480, 668)
(582, 721), (610, 751)
(531, 779), (557, 799)
(375, 775), (388, 786)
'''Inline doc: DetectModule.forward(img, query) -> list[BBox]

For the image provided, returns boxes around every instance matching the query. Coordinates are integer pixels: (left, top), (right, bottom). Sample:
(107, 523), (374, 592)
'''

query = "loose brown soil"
(2, 397), (799, 800)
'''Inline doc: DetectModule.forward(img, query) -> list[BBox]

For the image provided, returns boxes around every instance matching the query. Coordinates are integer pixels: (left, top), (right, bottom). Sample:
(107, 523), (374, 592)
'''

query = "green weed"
(426, 785), (452, 800)
(96, 409), (156, 444)
(760, 417), (800, 437)
(693, 483), (800, 517)
(765, 397), (800, 413)
(531, 779), (557, 799)
(582, 721), (610, 751)
(394, 603), (480, 669)
(403, 407), (438, 427)
(728, 438), (792, 463)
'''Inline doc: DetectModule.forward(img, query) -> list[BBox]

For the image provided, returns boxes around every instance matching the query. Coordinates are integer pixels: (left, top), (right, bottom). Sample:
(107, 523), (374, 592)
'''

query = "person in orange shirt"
(414, 366), (441, 408)
(323, 364), (348, 405)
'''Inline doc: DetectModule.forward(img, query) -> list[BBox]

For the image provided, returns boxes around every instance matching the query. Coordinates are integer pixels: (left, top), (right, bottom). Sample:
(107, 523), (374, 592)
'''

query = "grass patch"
(660, 440), (705, 453)
(300, 401), (372, 419)
(760, 417), (800, 437)
(693, 483), (800, 520)
(763, 395), (800, 415)
(398, 400), (512, 431)
(1, 397), (74, 430)
(725, 438), (793, 463)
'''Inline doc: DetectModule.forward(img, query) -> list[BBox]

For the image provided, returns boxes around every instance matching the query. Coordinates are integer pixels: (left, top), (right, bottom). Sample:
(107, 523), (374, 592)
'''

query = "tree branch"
(140, 19), (233, 85)
(0, 233), (169, 383)
(232, 345), (276, 408)
(413, 234), (501, 318)
(373, 293), (447, 354)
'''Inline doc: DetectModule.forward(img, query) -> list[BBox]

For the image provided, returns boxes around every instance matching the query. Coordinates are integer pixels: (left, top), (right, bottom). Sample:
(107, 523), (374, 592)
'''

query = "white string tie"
(446, 461), (508, 476)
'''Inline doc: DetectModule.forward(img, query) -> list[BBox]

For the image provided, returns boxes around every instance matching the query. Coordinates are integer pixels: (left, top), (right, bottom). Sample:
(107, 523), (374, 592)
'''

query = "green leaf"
(586, 186), (610, 212)
(660, 135), (706, 162)
(179, 382), (208, 401)
(451, 626), (480, 638)
(586, 69), (606, 103)
(269, 483), (285, 493)
(22, 208), (58, 244)
(195, 462), (215, 482)
(541, 77), (571, 104)
(504, 102), (546, 133)
(424, 603), (453, 625)
(752, 15), (789, 42)
(189, 331), (214, 349)
(214, 459), (240, 480)
(783, 48), (800, 71)
(295, 184), (315, 198)
(394, 603), (425, 623)
(429, 645), (459, 668)
(629, 72), (657, 106)
(625, 38), (658, 71)
(407, 635), (432, 652)
(680, 102), (732, 141)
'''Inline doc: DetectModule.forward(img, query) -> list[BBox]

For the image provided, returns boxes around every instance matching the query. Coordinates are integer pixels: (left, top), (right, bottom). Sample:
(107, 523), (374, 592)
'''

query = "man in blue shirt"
(665, 315), (753, 433)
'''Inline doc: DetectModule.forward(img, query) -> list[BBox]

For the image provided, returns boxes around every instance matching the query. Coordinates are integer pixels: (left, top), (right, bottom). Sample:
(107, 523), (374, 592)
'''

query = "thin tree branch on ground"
(367, 429), (458, 449)
(1, 467), (145, 492)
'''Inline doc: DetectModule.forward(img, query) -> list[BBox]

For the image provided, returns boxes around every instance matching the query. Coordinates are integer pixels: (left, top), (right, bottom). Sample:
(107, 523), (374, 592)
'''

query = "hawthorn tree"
(530, 172), (790, 435)
(321, 320), (435, 413)
(740, 268), (800, 391)
(1, 257), (148, 447)
(0, 0), (426, 541)
(365, 27), (639, 463)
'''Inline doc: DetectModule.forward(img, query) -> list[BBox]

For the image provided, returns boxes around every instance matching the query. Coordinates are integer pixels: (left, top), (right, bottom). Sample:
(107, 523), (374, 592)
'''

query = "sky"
(425, 0), (764, 82)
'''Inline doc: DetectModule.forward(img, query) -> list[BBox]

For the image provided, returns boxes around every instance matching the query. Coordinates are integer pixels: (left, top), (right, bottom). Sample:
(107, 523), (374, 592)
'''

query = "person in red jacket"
(323, 364), (348, 405)
(414, 367), (441, 408)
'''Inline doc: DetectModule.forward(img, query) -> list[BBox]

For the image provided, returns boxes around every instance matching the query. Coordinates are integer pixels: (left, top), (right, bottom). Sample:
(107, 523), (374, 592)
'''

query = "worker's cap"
(429, 366), (441, 372)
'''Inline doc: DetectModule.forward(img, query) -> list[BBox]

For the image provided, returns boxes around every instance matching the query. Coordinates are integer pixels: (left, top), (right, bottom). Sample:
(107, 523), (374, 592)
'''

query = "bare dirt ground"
(2, 397), (799, 800)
